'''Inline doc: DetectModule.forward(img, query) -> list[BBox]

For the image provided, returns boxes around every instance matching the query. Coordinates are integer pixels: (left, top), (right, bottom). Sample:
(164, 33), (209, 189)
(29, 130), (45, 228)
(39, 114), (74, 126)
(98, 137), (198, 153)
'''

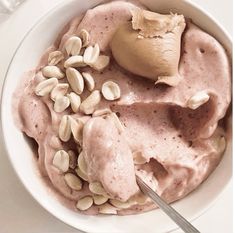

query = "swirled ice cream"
(13, 0), (231, 215)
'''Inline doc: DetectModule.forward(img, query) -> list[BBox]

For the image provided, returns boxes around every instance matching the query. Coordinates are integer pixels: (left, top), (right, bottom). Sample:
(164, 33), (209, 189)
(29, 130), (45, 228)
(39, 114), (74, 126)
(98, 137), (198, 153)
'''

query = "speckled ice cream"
(13, 0), (231, 215)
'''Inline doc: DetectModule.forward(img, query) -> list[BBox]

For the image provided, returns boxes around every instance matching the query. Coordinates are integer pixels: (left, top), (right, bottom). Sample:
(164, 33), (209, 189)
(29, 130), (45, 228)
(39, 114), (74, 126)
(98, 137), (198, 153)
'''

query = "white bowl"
(1, 0), (232, 232)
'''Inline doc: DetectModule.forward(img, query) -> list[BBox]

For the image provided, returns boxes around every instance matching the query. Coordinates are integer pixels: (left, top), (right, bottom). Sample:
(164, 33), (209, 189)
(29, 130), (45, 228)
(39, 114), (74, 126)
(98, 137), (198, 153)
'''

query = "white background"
(0, 0), (232, 232)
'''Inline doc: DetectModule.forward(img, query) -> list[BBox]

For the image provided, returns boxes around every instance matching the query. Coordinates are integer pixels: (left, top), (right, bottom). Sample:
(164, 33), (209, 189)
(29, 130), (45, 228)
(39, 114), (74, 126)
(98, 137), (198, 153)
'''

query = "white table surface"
(0, 0), (232, 232)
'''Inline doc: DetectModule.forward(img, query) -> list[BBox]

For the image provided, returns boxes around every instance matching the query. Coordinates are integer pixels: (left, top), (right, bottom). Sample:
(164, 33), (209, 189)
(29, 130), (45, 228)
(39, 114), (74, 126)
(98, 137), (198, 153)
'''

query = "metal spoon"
(136, 176), (200, 233)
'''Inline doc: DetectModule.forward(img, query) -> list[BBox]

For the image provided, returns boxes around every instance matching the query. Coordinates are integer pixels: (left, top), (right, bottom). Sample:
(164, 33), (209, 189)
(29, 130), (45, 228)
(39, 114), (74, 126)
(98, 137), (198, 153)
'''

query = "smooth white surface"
(0, 0), (232, 233)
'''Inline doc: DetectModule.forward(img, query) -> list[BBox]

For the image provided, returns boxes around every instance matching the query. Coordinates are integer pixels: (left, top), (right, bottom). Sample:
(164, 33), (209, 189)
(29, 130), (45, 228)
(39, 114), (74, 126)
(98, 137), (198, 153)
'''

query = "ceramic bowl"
(1, 0), (232, 232)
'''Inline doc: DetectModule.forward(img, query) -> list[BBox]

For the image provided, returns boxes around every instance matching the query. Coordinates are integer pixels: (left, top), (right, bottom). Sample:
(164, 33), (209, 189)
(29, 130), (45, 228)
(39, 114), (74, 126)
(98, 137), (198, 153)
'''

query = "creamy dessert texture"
(14, 0), (231, 215)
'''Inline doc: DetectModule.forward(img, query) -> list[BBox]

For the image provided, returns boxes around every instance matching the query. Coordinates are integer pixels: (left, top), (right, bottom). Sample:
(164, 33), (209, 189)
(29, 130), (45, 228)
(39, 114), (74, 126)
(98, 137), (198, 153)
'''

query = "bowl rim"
(0, 0), (232, 232)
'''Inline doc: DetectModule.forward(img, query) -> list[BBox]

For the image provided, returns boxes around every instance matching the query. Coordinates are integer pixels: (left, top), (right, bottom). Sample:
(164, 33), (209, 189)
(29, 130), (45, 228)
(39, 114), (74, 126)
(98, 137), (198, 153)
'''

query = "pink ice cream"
(13, 0), (231, 215)
(83, 116), (138, 201)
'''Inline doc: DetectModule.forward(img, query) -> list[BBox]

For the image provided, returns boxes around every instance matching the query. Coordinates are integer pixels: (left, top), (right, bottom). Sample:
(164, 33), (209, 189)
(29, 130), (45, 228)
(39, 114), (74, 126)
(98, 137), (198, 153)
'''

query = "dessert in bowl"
(1, 0), (232, 232)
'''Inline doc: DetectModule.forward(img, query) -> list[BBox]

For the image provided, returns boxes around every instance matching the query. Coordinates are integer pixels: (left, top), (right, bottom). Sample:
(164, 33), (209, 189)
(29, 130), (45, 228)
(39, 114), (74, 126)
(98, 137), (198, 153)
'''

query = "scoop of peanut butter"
(110, 9), (186, 86)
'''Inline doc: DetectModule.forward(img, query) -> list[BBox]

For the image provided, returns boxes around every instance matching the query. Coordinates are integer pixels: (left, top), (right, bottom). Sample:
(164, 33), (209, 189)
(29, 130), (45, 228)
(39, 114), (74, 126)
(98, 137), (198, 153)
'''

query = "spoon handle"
(136, 176), (200, 233)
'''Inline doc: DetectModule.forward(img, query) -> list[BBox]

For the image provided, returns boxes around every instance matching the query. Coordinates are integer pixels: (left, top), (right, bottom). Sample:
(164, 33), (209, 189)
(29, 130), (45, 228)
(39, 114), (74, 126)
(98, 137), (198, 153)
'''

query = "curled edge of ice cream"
(82, 115), (139, 202)
(110, 9), (186, 86)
